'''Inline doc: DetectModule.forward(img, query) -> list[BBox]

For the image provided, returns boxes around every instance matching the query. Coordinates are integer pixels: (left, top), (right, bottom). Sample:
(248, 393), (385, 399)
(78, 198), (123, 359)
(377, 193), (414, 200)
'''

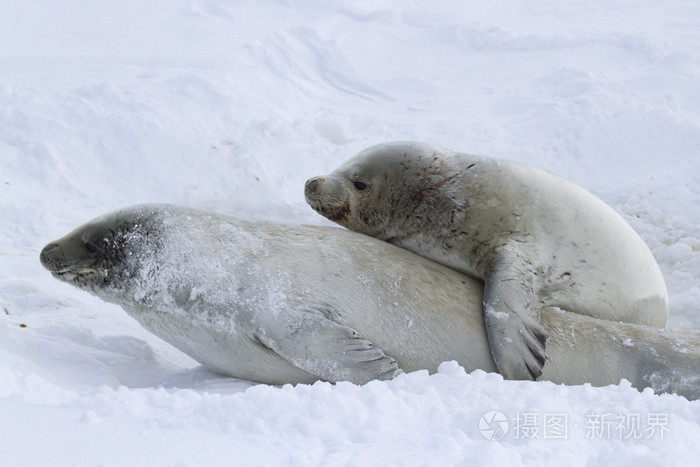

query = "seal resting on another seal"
(305, 142), (669, 380)
(39, 205), (696, 399)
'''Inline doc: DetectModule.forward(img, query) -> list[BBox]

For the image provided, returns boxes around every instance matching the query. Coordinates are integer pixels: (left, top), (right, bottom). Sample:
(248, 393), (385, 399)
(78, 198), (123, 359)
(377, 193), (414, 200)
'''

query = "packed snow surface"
(2, 1), (700, 465)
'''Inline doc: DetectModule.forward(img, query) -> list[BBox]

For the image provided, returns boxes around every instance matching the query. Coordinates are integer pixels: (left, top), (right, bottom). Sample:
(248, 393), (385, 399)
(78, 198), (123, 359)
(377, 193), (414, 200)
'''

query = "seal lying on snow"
(305, 142), (668, 380)
(40, 204), (696, 399)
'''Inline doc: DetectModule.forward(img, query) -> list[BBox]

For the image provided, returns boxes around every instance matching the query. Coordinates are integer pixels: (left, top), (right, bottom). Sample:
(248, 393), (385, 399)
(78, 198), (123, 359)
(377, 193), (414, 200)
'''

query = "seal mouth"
(307, 199), (351, 222)
(54, 267), (100, 281)
(42, 263), (102, 283)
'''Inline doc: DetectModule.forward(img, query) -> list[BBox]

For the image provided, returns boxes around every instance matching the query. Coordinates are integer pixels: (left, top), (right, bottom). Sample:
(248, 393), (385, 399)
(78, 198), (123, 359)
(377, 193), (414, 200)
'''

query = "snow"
(1, 0), (700, 465)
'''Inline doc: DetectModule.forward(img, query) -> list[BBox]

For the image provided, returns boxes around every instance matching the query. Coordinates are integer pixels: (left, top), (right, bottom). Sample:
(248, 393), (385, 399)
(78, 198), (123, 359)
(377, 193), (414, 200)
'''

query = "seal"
(40, 204), (697, 399)
(305, 141), (669, 380)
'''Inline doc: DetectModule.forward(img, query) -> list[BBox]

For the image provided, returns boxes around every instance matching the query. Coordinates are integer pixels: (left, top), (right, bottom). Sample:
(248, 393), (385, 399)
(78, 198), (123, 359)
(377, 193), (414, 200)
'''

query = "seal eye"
(353, 181), (369, 191)
(85, 242), (99, 254)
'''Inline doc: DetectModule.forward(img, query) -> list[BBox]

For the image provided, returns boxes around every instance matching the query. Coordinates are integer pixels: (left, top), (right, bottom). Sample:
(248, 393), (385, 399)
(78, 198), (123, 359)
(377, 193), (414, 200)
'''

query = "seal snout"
(304, 176), (327, 209)
(304, 176), (352, 222)
(304, 176), (322, 198)
(39, 242), (62, 271)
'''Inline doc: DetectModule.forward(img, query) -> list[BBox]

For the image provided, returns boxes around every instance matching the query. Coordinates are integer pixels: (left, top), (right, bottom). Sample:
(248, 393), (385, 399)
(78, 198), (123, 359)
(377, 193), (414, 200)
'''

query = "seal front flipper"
(253, 305), (399, 384)
(483, 246), (547, 380)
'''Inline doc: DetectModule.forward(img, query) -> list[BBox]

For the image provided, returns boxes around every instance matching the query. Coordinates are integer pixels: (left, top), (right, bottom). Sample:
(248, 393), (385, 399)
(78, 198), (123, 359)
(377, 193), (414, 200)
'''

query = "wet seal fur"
(305, 142), (669, 380)
(39, 204), (696, 399)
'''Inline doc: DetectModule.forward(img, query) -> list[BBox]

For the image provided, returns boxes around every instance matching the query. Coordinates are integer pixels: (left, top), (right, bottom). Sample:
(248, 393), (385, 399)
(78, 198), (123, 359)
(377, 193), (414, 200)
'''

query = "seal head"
(305, 142), (468, 246)
(40, 208), (156, 300)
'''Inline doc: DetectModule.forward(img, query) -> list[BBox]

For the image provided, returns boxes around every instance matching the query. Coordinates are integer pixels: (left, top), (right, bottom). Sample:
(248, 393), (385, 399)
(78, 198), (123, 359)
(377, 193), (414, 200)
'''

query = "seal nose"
(39, 242), (60, 269)
(305, 177), (321, 196)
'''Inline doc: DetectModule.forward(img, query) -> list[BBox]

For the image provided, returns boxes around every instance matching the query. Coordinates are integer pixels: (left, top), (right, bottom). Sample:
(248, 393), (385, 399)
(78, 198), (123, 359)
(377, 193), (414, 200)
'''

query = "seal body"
(305, 142), (669, 380)
(39, 204), (492, 385)
(40, 204), (696, 399)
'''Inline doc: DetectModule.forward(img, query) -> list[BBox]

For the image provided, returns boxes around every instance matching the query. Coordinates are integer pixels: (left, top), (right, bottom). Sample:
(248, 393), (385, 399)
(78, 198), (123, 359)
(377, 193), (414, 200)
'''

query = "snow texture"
(1, 0), (699, 465)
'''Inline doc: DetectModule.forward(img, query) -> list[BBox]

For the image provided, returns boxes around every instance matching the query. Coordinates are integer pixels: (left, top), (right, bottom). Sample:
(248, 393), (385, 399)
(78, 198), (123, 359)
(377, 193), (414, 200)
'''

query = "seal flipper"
(483, 245), (548, 380)
(253, 305), (399, 384)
